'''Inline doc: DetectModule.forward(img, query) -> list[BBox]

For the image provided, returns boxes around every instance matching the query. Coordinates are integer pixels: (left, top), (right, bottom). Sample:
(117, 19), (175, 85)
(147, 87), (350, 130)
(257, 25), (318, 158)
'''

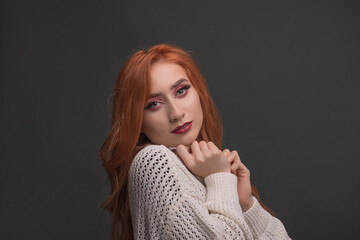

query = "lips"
(171, 121), (193, 134)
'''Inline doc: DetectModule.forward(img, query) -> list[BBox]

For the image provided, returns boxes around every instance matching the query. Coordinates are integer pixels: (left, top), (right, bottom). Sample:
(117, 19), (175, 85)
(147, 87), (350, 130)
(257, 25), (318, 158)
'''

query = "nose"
(167, 99), (185, 122)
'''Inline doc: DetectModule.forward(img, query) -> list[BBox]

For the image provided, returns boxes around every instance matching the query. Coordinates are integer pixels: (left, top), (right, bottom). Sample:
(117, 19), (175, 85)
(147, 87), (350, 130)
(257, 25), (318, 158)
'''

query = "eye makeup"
(174, 84), (191, 97)
(144, 84), (191, 111)
(144, 98), (164, 111)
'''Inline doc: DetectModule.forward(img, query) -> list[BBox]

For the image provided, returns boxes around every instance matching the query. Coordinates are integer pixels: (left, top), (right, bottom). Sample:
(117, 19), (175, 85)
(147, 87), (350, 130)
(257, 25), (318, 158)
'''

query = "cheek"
(187, 92), (203, 113)
(184, 92), (203, 124)
(142, 112), (167, 135)
(196, 98), (203, 122)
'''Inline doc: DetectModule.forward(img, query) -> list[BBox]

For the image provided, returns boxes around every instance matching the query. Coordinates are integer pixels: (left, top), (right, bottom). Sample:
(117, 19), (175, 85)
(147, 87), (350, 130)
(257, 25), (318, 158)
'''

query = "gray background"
(1, 0), (359, 239)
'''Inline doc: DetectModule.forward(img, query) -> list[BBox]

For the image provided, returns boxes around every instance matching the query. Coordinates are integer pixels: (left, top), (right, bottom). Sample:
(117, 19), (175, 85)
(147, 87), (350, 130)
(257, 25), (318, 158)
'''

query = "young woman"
(99, 43), (291, 239)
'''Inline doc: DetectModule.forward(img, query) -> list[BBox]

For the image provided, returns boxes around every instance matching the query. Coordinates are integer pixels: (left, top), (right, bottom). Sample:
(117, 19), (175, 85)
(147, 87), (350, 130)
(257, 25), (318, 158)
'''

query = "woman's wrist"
(241, 196), (255, 212)
(204, 173), (239, 202)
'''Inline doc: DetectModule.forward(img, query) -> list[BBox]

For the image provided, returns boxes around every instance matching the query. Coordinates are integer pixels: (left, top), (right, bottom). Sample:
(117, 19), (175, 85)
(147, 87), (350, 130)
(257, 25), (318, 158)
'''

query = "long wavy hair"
(99, 43), (276, 240)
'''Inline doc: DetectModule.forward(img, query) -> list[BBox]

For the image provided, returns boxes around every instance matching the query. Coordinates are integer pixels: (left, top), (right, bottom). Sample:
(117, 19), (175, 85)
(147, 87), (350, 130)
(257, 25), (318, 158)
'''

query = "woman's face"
(141, 61), (203, 147)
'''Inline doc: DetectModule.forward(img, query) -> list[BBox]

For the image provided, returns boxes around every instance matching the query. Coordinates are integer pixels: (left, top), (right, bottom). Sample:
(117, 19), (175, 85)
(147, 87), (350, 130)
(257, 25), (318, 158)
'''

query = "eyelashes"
(176, 84), (190, 96)
(144, 101), (161, 110)
(144, 84), (191, 110)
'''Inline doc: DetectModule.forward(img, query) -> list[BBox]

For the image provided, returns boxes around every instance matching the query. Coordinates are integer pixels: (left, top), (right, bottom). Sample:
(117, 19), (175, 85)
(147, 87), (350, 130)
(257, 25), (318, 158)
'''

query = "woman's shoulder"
(129, 144), (182, 191)
(137, 143), (169, 153)
(134, 144), (175, 162)
(130, 144), (179, 175)
(129, 144), (206, 200)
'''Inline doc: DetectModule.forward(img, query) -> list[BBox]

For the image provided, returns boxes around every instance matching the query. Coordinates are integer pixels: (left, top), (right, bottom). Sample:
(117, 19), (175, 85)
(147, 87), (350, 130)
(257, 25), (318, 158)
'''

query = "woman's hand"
(223, 149), (254, 212)
(176, 141), (231, 178)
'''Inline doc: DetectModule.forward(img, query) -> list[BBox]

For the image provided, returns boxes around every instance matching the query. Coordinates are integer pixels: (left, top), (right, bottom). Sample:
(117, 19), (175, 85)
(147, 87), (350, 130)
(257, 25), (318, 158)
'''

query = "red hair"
(99, 43), (275, 240)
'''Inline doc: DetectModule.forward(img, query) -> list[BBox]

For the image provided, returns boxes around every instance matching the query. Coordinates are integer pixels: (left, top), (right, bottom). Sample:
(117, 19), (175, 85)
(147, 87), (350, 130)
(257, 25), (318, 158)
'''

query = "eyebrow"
(148, 78), (189, 99)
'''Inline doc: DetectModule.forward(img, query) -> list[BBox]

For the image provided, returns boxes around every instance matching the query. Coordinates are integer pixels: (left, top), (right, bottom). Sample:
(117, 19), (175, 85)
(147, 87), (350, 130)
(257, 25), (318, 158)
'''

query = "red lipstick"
(171, 121), (192, 134)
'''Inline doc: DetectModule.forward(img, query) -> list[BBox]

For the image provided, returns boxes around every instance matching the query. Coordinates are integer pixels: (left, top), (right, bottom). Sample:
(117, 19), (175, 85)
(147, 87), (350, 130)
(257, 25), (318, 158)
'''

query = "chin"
(153, 127), (201, 147)
(177, 131), (200, 146)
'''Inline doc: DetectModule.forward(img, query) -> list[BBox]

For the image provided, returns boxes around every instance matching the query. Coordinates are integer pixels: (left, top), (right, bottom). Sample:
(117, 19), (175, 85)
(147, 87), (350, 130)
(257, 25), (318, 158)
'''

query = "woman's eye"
(145, 101), (160, 110)
(176, 85), (190, 97)
(177, 89), (185, 95)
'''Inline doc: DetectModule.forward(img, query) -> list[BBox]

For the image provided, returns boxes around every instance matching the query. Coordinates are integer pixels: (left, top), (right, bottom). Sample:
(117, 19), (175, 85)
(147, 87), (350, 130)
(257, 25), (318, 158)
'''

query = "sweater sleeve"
(129, 145), (253, 239)
(128, 145), (290, 239)
(243, 197), (291, 240)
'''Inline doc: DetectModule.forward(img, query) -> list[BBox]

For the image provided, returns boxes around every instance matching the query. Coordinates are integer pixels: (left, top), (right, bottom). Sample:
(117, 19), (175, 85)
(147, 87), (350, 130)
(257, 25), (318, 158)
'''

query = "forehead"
(149, 61), (188, 89)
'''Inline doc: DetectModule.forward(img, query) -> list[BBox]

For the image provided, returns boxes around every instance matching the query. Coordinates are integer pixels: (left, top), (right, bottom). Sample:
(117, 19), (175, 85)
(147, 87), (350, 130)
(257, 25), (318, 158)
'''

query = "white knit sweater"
(128, 144), (291, 239)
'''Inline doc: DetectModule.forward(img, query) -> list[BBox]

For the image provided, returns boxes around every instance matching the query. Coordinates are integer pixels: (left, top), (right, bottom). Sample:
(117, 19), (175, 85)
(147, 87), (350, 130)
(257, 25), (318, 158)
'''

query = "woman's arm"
(223, 149), (291, 239)
(129, 144), (253, 239)
(243, 196), (291, 239)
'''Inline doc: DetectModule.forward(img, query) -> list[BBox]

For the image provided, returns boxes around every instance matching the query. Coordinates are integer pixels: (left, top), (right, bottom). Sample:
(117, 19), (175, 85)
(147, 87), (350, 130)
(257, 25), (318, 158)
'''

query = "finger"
(231, 155), (250, 175)
(190, 141), (203, 160)
(199, 141), (209, 153)
(238, 160), (250, 173)
(227, 151), (237, 164)
(206, 141), (219, 151)
(223, 149), (230, 157)
(176, 144), (191, 153)
(184, 144), (191, 153)
(176, 144), (194, 165)
(231, 161), (241, 172)
(231, 150), (246, 167)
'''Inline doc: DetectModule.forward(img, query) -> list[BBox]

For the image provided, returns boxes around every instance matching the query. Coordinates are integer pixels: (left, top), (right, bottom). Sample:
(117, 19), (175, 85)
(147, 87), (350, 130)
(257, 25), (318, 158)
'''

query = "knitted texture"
(128, 144), (291, 239)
